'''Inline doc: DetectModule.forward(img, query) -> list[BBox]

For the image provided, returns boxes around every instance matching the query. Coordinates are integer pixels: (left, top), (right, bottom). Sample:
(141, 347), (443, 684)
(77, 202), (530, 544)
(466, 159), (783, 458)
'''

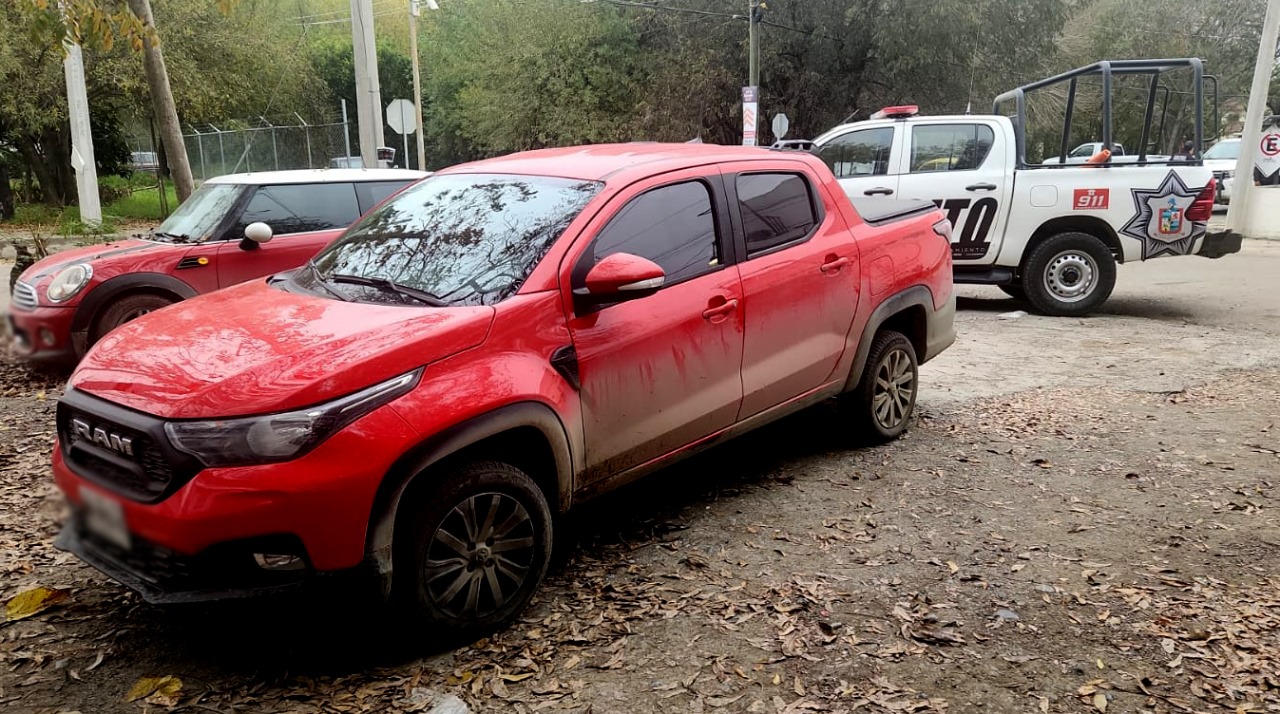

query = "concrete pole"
(351, 0), (384, 168)
(341, 99), (353, 161)
(62, 40), (101, 226)
(1228, 0), (1280, 235)
(409, 0), (427, 170)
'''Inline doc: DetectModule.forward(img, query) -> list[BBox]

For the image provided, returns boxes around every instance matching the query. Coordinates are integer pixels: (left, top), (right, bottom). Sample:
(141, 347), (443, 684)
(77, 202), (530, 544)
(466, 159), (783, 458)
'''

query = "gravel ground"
(1, 239), (1278, 714)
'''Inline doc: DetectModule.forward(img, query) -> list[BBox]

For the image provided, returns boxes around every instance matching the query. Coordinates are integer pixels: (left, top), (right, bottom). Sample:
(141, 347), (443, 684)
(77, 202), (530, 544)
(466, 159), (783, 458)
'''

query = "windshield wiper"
(304, 261), (351, 302)
(151, 230), (192, 243)
(327, 273), (448, 307)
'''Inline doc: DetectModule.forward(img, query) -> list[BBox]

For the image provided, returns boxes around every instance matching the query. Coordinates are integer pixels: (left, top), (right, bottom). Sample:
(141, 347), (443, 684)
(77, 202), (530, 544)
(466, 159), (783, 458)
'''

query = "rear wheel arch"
(365, 402), (574, 596)
(1022, 216), (1124, 268)
(844, 286), (932, 393)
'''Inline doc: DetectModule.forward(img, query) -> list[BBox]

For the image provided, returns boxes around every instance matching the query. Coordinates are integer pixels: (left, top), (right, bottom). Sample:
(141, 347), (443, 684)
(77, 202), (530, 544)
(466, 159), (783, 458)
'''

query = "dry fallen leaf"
(1092, 692), (1108, 712)
(125, 675), (183, 706)
(1039, 696), (1050, 712)
(946, 560), (960, 574)
(4, 586), (69, 622)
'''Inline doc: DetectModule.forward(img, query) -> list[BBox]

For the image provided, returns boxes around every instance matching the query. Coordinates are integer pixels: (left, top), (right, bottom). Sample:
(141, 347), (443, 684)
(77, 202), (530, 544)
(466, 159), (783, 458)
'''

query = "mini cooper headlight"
(46, 264), (93, 303)
(164, 368), (422, 467)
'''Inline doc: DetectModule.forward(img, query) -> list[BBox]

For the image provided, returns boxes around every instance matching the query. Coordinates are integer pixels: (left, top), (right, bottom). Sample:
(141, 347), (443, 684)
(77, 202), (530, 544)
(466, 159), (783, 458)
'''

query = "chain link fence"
(179, 117), (354, 182)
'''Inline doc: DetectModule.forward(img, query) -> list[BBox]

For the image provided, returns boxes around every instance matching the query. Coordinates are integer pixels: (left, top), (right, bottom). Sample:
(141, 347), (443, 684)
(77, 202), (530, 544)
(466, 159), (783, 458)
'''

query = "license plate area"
(80, 486), (131, 550)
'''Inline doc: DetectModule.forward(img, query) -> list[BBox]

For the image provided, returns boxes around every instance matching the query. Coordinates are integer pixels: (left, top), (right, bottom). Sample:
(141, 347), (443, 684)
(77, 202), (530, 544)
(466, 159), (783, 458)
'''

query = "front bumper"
(1198, 230), (1243, 259)
(6, 305), (79, 363)
(51, 389), (422, 602)
(55, 520), (309, 604)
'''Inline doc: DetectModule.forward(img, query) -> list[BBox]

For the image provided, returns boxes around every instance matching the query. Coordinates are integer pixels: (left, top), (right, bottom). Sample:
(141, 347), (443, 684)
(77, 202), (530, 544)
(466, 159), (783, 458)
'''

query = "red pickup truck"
(52, 144), (954, 638)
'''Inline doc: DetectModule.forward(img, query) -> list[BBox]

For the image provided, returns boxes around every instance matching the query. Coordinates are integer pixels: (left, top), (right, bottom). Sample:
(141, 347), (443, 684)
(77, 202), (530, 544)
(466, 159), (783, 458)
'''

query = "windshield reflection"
(301, 174), (601, 307)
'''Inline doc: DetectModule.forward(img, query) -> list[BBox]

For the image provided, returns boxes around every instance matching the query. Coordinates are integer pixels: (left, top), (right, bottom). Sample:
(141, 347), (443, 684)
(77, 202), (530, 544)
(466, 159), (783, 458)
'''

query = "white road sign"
(386, 98), (417, 135)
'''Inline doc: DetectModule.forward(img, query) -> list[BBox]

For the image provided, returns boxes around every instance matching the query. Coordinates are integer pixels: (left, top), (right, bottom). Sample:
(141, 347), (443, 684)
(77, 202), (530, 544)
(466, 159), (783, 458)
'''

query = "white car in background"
(1203, 138), (1240, 208)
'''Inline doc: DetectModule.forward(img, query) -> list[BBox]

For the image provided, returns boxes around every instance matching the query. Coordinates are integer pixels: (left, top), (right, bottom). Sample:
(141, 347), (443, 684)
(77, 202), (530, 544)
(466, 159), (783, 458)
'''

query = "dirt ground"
(2, 240), (1278, 714)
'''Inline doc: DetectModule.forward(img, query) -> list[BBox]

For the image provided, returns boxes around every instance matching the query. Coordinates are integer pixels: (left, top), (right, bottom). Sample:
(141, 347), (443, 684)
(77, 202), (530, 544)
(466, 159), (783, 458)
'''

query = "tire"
(997, 284), (1026, 300)
(844, 330), (918, 444)
(396, 460), (553, 642)
(1020, 232), (1116, 317)
(93, 293), (175, 341)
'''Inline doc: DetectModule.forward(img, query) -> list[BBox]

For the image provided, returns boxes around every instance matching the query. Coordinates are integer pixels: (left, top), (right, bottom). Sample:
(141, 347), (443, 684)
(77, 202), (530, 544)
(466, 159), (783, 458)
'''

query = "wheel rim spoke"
(493, 505), (530, 539)
(491, 535), (535, 553)
(484, 565), (505, 606)
(458, 497), (480, 542)
(424, 557), (467, 583)
(434, 528), (470, 557)
(463, 570), (483, 616)
(437, 566), (474, 603)
(477, 494), (500, 542)
(494, 553), (529, 582)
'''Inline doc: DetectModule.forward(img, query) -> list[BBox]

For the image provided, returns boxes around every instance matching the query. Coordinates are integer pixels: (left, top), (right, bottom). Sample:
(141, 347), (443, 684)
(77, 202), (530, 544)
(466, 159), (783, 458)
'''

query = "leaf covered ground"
(2, 339), (1278, 713)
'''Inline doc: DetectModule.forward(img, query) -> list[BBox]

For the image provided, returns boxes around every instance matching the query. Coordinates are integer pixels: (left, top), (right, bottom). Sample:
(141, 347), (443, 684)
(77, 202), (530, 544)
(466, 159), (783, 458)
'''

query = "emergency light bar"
(871, 105), (919, 120)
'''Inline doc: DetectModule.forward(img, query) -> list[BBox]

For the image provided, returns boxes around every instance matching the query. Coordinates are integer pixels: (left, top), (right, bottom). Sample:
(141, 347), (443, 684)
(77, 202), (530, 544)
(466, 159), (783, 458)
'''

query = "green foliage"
(421, 0), (645, 162)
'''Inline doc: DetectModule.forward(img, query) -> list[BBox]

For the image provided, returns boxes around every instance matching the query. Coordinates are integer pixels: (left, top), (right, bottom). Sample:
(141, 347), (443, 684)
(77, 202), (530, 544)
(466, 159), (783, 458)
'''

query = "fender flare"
(842, 285), (935, 392)
(364, 401), (575, 595)
(71, 273), (198, 335)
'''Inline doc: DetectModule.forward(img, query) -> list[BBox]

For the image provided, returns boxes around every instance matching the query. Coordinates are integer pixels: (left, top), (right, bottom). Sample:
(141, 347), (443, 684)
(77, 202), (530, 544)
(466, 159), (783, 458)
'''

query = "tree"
(126, 0), (194, 201)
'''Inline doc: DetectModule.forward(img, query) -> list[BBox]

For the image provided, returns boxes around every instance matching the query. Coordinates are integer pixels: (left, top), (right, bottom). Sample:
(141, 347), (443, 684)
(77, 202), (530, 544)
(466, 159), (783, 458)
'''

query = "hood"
(21, 239), (164, 282)
(70, 279), (495, 419)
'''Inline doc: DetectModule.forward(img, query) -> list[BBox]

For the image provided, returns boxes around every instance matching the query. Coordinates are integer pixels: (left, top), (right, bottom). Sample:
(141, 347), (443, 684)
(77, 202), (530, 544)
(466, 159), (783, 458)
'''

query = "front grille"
(57, 389), (204, 504)
(59, 408), (175, 501)
(12, 281), (38, 311)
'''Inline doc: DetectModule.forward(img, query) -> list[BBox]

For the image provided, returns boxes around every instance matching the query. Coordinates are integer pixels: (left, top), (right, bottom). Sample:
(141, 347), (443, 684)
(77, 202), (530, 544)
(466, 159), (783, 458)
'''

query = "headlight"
(164, 368), (422, 467)
(46, 264), (93, 303)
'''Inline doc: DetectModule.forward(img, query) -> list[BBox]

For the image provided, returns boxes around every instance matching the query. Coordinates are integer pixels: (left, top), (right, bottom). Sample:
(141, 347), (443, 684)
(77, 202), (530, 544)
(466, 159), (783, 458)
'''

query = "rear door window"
(909, 124), (995, 172)
(236, 182), (361, 236)
(736, 173), (819, 256)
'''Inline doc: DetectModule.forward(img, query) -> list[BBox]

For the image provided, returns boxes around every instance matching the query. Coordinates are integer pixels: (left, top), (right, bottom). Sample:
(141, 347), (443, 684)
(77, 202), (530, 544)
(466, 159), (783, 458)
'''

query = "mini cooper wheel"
(398, 461), (553, 640)
(1020, 232), (1116, 317)
(845, 330), (918, 444)
(94, 293), (176, 341)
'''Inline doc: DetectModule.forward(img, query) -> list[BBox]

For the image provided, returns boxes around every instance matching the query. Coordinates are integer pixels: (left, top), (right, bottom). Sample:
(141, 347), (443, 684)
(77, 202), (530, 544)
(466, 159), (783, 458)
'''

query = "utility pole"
(60, 1), (100, 225)
(742, 0), (762, 146)
(409, 0), (428, 171)
(351, 0), (384, 168)
(748, 0), (759, 89)
(1228, 0), (1280, 236)
(127, 0), (195, 202)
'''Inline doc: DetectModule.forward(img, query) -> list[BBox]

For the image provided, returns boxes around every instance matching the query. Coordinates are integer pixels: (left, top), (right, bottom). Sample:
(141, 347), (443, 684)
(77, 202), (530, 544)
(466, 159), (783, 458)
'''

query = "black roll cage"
(992, 58), (1217, 169)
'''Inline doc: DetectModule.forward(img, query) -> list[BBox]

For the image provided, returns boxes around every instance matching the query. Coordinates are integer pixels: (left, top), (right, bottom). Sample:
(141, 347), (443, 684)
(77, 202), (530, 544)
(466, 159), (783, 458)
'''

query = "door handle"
(820, 256), (850, 273)
(702, 299), (739, 321)
(965, 182), (997, 192)
(864, 187), (894, 196)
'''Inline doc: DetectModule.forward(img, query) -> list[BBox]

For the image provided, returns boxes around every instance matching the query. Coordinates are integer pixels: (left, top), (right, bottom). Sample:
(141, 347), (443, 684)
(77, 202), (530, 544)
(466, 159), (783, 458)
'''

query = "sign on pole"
(386, 98), (416, 169)
(1259, 130), (1280, 183)
(742, 86), (758, 147)
(771, 113), (790, 141)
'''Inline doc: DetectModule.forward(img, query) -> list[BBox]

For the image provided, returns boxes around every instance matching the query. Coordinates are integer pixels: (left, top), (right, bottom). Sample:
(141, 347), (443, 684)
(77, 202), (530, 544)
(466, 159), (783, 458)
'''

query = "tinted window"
(1204, 141), (1239, 160)
(357, 180), (417, 213)
(237, 183), (361, 235)
(816, 127), (894, 177)
(909, 124), (995, 172)
(305, 174), (601, 306)
(582, 181), (719, 286)
(737, 173), (818, 255)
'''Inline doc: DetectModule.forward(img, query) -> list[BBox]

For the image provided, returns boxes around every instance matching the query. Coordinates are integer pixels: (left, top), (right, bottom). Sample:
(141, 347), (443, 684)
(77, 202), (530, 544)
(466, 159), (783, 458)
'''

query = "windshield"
(299, 173), (602, 306)
(151, 183), (246, 243)
(1204, 140), (1240, 160)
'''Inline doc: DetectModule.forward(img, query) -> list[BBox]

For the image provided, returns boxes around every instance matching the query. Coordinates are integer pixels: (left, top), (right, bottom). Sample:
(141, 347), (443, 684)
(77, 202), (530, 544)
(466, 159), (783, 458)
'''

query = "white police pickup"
(806, 59), (1242, 316)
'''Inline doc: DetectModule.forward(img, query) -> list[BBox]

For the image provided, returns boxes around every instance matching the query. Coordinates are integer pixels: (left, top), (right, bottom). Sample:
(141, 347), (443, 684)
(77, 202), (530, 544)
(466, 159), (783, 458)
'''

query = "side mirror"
(575, 253), (665, 308)
(242, 222), (273, 250)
